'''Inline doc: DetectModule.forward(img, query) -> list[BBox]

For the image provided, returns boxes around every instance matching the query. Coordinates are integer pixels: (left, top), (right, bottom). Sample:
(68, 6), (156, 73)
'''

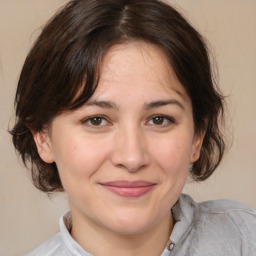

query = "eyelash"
(146, 115), (175, 127)
(81, 115), (110, 128)
(81, 114), (175, 128)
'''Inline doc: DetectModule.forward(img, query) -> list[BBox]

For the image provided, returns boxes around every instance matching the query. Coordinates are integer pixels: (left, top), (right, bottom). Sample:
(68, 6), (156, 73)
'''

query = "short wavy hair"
(11, 0), (225, 192)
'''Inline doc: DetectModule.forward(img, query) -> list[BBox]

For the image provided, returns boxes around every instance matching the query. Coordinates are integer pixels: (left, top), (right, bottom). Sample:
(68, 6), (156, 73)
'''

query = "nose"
(110, 126), (150, 172)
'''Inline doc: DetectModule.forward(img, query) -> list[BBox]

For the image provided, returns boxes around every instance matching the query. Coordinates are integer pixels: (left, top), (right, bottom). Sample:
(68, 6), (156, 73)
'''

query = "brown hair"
(11, 0), (225, 192)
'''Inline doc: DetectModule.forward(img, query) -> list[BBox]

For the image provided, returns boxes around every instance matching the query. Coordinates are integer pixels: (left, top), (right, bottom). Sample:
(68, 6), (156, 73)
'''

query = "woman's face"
(35, 42), (204, 235)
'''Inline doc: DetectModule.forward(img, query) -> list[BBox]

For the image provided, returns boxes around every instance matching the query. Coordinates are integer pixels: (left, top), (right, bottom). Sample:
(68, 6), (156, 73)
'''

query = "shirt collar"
(165, 193), (198, 253)
(60, 211), (92, 256)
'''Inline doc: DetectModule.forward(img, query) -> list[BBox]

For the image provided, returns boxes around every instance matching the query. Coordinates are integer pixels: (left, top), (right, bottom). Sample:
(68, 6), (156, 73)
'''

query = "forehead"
(94, 41), (189, 102)
(102, 42), (172, 82)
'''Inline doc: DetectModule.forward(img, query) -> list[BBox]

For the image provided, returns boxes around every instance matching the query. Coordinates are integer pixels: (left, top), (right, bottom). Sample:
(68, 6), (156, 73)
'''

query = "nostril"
(111, 150), (150, 172)
(110, 129), (150, 171)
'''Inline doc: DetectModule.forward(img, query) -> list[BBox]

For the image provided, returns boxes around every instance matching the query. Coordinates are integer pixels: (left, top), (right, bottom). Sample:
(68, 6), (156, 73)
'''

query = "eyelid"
(80, 114), (176, 128)
(81, 115), (111, 127)
(146, 114), (176, 125)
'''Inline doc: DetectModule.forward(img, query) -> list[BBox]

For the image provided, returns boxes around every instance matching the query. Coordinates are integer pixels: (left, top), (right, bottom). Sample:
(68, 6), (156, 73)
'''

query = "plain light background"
(0, 1), (255, 255)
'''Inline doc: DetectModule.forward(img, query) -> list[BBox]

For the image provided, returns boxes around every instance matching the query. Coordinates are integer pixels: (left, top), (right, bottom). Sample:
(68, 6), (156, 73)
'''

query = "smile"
(99, 181), (156, 198)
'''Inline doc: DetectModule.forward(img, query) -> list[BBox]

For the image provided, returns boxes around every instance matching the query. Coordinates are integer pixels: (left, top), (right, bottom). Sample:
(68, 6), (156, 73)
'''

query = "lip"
(99, 181), (156, 198)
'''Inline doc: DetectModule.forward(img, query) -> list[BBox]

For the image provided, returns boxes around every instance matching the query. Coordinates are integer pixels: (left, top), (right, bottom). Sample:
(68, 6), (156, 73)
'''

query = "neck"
(70, 210), (173, 256)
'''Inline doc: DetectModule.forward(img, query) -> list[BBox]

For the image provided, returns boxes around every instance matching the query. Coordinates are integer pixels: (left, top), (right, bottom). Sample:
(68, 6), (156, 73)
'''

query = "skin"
(33, 42), (205, 256)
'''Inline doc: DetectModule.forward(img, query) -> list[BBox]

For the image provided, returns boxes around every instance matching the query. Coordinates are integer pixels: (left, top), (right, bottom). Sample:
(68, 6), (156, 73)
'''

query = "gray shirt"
(26, 194), (256, 256)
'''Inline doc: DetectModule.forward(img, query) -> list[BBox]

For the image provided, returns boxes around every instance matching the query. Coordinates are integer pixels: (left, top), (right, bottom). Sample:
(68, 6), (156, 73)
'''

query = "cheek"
(52, 136), (110, 185)
(148, 135), (191, 211)
(150, 133), (192, 175)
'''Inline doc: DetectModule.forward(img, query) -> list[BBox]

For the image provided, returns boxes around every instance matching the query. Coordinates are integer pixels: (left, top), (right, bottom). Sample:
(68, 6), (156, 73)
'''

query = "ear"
(190, 129), (206, 163)
(32, 129), (55, 163)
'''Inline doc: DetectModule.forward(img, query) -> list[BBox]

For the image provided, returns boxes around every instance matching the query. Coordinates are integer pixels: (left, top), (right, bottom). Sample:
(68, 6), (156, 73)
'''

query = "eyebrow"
(144, 99), (185, 111)
(84, 100), (119, 110)
(84, 99), (184, 111)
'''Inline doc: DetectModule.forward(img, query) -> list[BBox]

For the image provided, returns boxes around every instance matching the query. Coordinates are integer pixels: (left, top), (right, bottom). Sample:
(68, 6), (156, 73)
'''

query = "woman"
(11, 0), (256, 255)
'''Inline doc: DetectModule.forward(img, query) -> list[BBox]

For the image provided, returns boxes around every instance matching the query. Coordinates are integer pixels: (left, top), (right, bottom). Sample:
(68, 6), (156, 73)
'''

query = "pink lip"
(99, 181), (156, 198)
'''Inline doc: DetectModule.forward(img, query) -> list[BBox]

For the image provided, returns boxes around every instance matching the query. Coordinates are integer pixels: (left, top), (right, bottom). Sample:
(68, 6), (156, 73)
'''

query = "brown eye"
(82, 116), (108, 127)
(90, 117), (103, 126)
(152, 116), (165, 125)
(147, 115), (175, 126)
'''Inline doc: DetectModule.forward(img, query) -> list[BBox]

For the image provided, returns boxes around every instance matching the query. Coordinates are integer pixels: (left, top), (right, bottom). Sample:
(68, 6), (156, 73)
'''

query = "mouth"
(99, 181), (156, 198)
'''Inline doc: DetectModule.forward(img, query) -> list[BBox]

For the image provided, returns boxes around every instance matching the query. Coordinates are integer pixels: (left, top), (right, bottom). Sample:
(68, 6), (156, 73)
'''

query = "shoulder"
(197, 197), (256, 249)
(180, 193), (256, 225)
(178, 194), (256, 255)
(25, 233), (72, 256)
(198, 197), (256, 231)
(199, 197), (255, 214)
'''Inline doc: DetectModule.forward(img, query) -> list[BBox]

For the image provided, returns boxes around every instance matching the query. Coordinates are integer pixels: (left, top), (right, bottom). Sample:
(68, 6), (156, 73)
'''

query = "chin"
(110, 223), (152, 235)
(105, 211), (158, 235)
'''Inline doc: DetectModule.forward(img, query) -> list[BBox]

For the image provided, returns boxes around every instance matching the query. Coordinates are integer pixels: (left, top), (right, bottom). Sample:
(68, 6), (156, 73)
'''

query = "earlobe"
(32, 130), (55, 163)
(190, 130), (206, 163)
